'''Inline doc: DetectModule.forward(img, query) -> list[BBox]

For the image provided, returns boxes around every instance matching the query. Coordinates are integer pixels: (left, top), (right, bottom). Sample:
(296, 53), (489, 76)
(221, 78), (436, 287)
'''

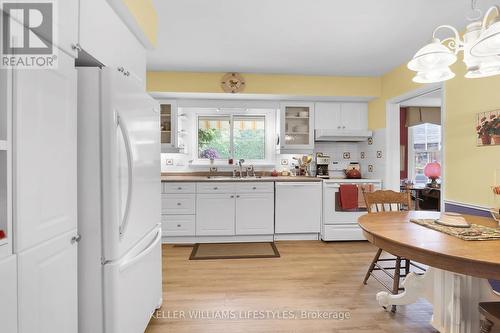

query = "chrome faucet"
(246, 165), (256, 178)
(238, 159), (245, 178)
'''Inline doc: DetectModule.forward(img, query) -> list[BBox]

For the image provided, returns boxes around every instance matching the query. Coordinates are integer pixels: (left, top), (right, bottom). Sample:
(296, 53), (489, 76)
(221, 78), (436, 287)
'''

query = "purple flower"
(200, 148), (220, 160)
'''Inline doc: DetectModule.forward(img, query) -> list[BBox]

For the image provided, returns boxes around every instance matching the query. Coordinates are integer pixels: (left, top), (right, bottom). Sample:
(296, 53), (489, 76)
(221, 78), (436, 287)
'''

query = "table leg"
(375, 267), (500, 333)
(376, 267), (435, 307)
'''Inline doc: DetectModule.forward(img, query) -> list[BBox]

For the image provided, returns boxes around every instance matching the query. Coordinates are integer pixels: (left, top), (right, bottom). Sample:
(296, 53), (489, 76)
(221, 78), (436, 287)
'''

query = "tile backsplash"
(161, 129), (386, 184)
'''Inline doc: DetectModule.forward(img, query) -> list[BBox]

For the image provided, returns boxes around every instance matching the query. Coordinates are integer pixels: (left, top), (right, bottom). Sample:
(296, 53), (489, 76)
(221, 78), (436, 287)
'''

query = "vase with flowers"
(476, 114), (498, 145)
(200, 148), (220, 164)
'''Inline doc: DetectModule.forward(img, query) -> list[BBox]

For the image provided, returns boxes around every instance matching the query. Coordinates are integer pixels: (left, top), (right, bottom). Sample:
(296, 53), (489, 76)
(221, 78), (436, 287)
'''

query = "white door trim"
(384, 83), (445, 211)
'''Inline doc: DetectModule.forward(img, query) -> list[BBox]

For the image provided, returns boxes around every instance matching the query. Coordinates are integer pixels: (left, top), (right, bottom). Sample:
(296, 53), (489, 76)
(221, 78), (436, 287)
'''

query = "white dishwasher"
(275, 182), (322, 238)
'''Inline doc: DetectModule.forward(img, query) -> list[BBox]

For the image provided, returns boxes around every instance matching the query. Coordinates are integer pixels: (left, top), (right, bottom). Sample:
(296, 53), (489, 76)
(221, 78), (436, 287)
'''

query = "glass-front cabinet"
(279, 102), (314, 152)
(159, 100), (183, 153)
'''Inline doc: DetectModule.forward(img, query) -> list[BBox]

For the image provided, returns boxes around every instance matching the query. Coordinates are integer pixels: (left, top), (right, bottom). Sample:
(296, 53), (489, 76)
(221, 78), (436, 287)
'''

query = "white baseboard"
(273, 233), (319, 241)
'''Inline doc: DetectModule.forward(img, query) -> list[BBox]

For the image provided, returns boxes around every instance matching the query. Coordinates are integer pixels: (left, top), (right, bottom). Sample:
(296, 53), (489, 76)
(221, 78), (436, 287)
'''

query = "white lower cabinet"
(0, 255), (17, 333)
(196, 194), (236, 236)
(18, 230), (78, 333)
(162, 181), (276, 241)
(161, 215), (195, 236)
(236, 193), (274, 235)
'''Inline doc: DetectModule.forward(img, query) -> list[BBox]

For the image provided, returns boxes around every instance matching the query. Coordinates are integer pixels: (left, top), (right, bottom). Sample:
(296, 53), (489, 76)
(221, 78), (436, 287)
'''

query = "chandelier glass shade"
(408, 5), (500, 83)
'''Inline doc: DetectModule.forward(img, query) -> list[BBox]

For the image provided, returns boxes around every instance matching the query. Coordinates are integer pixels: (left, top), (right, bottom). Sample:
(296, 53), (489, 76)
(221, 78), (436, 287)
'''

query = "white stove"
(321, 178), (382, 241)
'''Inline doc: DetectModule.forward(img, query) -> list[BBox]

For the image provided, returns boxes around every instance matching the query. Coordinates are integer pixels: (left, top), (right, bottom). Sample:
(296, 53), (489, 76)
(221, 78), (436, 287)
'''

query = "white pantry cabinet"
(18, 230), (78, 333)
(275, 182), (322, 234)
(79, 0), (146, 84)
(13, 51), (77, 252)
(235, 192), (274, 235)
(196, 193), (236, 236)
(315, 102), (368, 131)
(0, 255), (17, 333)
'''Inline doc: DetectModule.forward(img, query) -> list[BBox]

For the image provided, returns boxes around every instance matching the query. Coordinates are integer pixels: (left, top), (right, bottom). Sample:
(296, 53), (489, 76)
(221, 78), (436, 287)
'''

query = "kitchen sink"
(205, 176), (264, 180)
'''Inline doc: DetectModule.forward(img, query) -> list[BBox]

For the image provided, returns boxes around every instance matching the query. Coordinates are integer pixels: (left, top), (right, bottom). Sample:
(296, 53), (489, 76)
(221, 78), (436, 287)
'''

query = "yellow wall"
(367, 64), (421, 129)
(147, 72), (382, 98)
(148, 67), (499, 208)
(122, 0), (158, 46)
(367, 59), (500, 208)
(444, 62), (500, 208)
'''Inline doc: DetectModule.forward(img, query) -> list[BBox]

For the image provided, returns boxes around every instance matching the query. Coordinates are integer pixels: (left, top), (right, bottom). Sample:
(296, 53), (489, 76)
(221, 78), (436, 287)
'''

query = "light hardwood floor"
(146, 241), (437, 333)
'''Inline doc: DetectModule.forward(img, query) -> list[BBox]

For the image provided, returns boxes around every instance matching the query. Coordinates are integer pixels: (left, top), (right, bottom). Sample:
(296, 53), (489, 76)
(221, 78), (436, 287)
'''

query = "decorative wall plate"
(221, 73), (246, 93)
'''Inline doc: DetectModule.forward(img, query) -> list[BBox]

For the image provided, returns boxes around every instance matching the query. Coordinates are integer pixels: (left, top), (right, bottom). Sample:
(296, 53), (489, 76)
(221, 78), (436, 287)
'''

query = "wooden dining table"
(358, 211), (500, 333)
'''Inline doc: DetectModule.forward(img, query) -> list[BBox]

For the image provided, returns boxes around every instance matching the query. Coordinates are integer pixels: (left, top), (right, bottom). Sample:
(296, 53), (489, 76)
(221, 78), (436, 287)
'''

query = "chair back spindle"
(362, 190), (411, 214)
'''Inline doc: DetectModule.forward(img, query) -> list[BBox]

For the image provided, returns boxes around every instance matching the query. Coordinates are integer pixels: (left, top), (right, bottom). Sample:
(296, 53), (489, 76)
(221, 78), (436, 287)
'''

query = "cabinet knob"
(177, 187), (182, 190)
(177, 224), (181, 228)
(343, 126), (346, 129)
(214, 187), (218, 190)
(252, 186), (257, 190)
(71, 234), (81, 244)
(236, 195), (240, 198)
(230, 195), (235, 198)
(337, 126), (341, 129)
(177, 202), (182, 206)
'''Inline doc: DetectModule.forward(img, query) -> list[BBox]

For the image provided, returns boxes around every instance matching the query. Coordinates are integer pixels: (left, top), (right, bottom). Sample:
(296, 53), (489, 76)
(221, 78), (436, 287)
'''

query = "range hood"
(315, 129), (373, 142)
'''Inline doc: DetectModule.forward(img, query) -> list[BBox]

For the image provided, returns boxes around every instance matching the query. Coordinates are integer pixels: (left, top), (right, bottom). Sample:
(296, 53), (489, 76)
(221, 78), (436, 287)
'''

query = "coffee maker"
(315, 153), (330, 178)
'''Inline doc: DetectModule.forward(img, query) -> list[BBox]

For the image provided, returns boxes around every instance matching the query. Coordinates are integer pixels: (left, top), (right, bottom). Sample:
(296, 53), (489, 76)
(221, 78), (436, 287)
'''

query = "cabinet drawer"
(162, 194), (196, 215)
(235, 182), (274, 193)
(163, 182), (196, 194)
(196, 182), (235, 194)
(162, 215), (195, 236)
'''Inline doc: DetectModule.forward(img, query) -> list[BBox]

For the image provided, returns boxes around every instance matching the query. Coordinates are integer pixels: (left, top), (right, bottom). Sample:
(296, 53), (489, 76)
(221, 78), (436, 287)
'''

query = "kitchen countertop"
(161, 175), (322, 183)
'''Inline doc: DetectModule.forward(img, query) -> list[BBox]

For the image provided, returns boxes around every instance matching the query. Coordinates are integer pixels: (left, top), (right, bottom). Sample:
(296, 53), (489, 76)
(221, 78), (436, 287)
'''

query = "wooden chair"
(362, 190), (425, 312)
(479, 302), (500, 333)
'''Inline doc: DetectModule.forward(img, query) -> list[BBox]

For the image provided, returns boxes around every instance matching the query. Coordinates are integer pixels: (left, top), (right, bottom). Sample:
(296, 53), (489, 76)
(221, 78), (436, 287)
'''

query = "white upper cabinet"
(279, 102), (314, 152)
(158, 100), (181, 153)
(314, 102), (341, 130)
(13, 51), (77, 251)
(79, 0), (146, 85)
(340, 103), (368, 130)
(314, 102), (368, 131)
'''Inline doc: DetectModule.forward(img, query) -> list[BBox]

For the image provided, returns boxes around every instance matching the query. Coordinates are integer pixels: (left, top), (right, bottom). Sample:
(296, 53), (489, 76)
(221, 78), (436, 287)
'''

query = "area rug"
(189, 242), (280, 260)
(410, 219), (500, 241)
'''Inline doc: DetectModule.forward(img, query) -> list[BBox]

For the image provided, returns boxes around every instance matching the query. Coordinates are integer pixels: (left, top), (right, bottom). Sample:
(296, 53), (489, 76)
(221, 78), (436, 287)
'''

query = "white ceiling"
(148, 0), (497, 76)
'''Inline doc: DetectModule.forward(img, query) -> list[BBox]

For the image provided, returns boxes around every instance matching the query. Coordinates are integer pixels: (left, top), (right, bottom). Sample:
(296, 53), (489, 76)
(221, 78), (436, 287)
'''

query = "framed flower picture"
(476, 110), (500, 146)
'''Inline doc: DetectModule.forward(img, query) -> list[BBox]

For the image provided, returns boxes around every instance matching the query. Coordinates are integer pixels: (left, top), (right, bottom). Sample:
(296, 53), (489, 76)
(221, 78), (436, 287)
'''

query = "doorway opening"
(384, 84), (445, 211)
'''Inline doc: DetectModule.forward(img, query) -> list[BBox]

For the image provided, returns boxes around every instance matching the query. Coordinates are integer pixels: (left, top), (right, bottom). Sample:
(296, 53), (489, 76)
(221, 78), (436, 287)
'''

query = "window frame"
(408, 123), (442, 182)
(192, 108), (276, 166)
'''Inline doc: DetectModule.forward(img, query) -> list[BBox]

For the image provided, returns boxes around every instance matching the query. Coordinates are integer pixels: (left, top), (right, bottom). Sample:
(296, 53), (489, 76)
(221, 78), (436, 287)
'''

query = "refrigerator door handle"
(119, 228), (161, 272)
(117, 112), (134, 238)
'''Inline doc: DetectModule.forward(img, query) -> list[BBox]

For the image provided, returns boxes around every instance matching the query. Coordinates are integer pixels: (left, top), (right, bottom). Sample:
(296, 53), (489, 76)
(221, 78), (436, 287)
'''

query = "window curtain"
(406, 107), (441, 127)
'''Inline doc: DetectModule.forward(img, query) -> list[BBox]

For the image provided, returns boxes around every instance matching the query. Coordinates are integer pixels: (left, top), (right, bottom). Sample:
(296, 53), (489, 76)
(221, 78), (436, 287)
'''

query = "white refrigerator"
(77, 67), (162, 333)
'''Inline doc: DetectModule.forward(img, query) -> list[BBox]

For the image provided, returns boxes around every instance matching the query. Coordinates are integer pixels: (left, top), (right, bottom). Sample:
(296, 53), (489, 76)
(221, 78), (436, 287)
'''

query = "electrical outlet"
(165, 159), (174, 166)
(281, 159), (288, 165)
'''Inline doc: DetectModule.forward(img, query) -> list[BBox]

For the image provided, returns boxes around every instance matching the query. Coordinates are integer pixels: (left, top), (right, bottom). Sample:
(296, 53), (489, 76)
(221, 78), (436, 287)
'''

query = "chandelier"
(408, 2), (500, 83)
